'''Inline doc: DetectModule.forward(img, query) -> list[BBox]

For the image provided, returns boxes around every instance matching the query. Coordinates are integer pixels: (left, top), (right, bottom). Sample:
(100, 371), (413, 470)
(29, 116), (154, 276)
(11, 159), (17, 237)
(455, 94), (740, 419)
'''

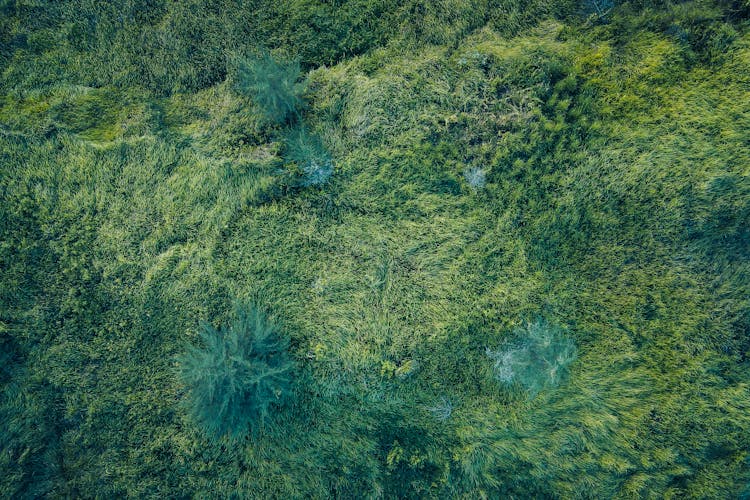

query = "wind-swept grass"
(1, 0), (749, 497)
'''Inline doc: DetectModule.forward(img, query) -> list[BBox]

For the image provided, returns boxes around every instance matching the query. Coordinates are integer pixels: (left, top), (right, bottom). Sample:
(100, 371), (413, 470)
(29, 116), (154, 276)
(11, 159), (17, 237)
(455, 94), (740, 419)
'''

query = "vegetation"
(487, 318), (577, 395)
(283, 126), (334, 186)
(1, 0), (749, 497)
(235, 52), (306, 125)
(177, 303), (295, 441)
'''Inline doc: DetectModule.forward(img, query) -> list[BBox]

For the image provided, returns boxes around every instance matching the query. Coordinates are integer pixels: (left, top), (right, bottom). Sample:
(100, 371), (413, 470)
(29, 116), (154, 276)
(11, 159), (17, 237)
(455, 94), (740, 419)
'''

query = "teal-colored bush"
(463, 166), (486, 191)
(3, 0), (750, 496)
(486, 318), (577, 395)
(236, 52), (306, 125)
(177, 303), (295, 441)
(283, 126), (333, 186)
(427, 397), (454, 421)
(581, 0), (615, 18)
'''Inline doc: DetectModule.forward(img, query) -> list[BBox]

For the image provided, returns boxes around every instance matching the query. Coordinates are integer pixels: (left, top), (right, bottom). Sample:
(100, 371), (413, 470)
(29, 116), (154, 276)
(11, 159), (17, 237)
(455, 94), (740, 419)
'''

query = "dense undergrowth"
(1, 0), (749, 497)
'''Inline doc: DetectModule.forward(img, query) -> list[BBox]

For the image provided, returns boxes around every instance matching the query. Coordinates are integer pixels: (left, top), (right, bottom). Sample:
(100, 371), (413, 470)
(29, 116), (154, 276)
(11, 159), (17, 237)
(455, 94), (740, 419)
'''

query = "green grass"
(1, 0), (749, 497)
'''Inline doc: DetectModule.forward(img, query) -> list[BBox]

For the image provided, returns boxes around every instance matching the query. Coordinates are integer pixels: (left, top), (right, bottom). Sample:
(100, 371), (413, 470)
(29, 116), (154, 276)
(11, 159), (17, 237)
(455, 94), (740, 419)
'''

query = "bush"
(581, 0), (615, 19)
(283, 126), (334, 186)
(236, 52), (306, 125)
(177, 303), (295, 441)
(463, 166), (486, 191)
(486, 318), (577, 396)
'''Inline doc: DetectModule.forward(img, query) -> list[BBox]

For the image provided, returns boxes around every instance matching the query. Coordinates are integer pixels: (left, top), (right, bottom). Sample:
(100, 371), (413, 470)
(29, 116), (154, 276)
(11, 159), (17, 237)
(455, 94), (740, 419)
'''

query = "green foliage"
(427, 396), (454, 421)
(177, 303), (295, 441)
(0, 377), (65, 498)
(693, 173), (750, 260)
(236, 52), (306, 125)
(487, 318), (577, 395)
(282, 126), (333, 186)
(1, 0), (750, 497)
(581, 0), (615, 19)
(463, 166), (487, 190)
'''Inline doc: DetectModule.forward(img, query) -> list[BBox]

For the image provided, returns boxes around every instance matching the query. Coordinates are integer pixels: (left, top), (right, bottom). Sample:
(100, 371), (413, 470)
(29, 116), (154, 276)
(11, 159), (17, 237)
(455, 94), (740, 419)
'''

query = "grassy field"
(1, 0), (749, 497)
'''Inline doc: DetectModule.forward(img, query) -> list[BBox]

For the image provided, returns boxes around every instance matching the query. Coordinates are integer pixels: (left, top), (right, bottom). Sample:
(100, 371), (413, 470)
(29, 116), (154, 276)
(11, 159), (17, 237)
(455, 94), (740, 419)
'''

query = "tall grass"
(1, 0), (749, 497)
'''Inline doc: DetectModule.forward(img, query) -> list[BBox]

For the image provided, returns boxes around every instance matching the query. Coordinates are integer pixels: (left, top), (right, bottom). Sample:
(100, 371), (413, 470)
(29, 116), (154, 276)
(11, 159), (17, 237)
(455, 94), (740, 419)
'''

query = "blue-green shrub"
(427, 397), (454, 421)
(236, 52), (306, 125)
(486, 318), (577, 396)
(177, 303), (295, 441)
(283, 126), (333, 186)
(463, 166), (486, 191)
(581, 0), (615, 19)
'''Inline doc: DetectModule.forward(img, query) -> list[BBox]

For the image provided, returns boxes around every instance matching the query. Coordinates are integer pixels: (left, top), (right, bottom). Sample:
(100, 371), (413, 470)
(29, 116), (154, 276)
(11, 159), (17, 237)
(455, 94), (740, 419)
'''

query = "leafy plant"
(486, 318), (577, 396)
(177, 303), (295, 441)
(236, 51), (306, 125)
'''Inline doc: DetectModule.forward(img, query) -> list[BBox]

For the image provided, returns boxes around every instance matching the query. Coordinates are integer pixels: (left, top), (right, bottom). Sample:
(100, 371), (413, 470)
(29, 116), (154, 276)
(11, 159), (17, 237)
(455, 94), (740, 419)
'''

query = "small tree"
(236, 51), (305, 125)
(177, 303), (295, 441)
(486, 318), (576, 396)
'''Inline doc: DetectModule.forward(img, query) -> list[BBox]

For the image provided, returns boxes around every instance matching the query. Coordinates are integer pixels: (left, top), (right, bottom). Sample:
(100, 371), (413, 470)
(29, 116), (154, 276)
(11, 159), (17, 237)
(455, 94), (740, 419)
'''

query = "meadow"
(1, 0), (749, 497)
